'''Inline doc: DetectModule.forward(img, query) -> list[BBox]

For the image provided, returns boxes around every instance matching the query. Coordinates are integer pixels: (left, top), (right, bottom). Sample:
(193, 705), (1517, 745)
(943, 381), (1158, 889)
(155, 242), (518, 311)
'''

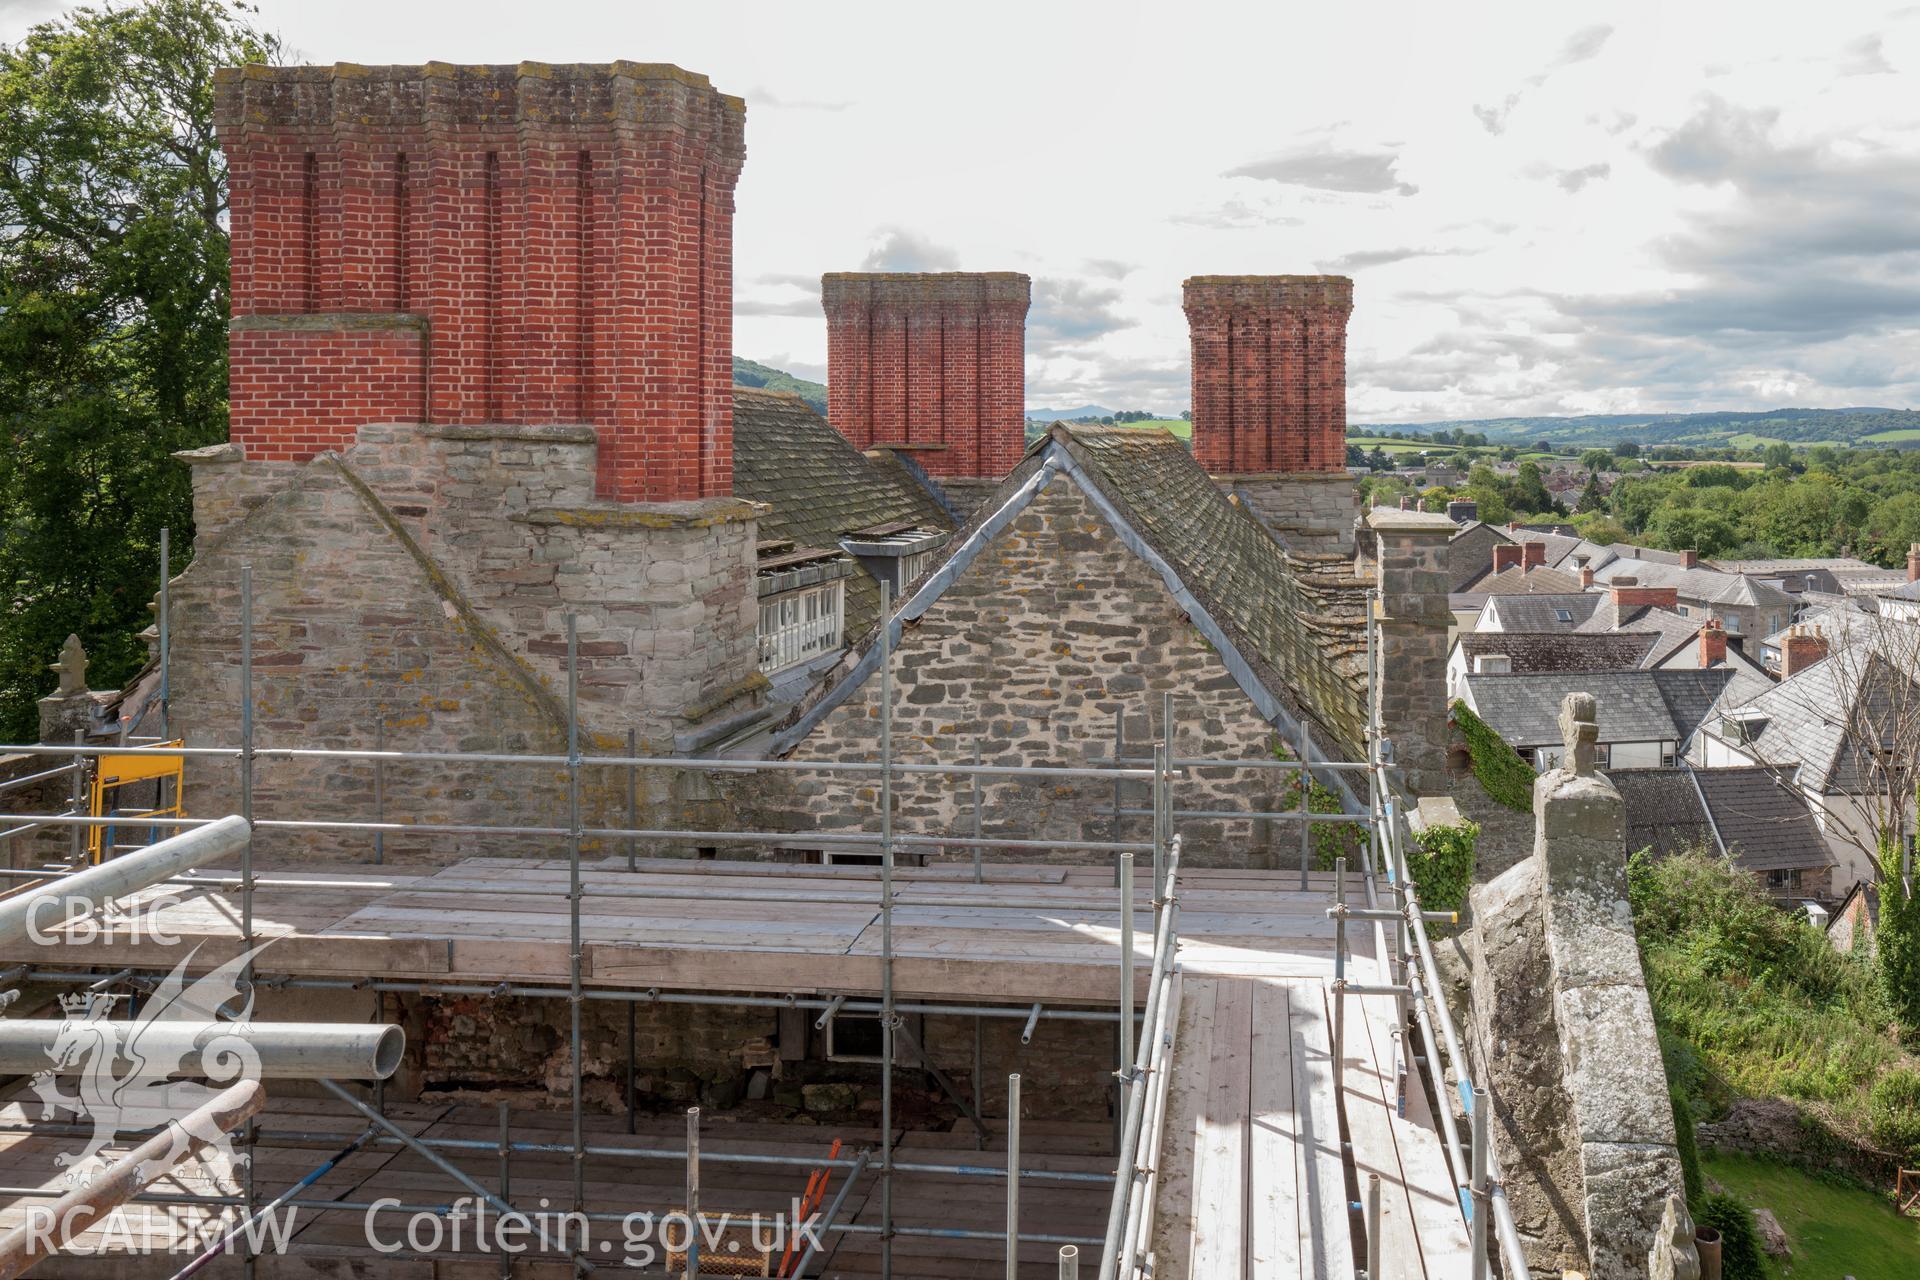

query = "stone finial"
(50, 634), (88, 697)
(1646, 1193), (1701, 1280)
(1558, 691), (1598, 776)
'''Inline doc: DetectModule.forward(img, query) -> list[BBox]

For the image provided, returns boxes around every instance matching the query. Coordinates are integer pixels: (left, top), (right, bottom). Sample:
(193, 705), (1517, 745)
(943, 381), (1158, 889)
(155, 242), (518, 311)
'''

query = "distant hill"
(1356, 407), (1920, 449)
(732, 357), (827, 414)
(1025, 405), (1116, 423)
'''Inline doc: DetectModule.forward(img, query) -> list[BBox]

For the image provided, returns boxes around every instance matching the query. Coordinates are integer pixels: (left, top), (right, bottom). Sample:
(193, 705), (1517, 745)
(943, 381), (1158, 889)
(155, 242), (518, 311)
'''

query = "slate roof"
(1613, 765), (1832, 873)
(1707, 557), (1882, 575)
(1712, 629), (1920, 793)
(1481, 592), (1603, 631)
(1460, 667), (1744, 748)
(1693, 765), (1833, 873)
(1051, 426), (1370, 751)
(1592, 557), (1797, 611)
(732, 389), (954, 641)
(1613, 769), (1716, 859)
(1448, 521), (1512, 592)
(776, 423), (1372, 761)
(1477, 564), (1585, 595)
(1456, 630), (1658, 673)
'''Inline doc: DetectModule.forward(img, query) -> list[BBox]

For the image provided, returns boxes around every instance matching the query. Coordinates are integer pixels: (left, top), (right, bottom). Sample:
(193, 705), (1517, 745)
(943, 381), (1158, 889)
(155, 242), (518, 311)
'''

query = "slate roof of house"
(1612, 765), (1831, 873)
(1613, 768), (1716, 859)
(1482, 592), (1604, 631)
(1477, 564), (1585, 595)
(1692, 765), (1833, 873)
(1460, 667), (1747, 748)
(775, 423), (1372, 762)
(1574, 603), (1707, 663)
(732, 389), (954, 641)
(1707, 557), (1882, 575)
(1448, 521), (1513, 593)
(1591, 557), (1797, 611)
(1711, 630), (1920, 793)
(1456, 630), (1658, 673)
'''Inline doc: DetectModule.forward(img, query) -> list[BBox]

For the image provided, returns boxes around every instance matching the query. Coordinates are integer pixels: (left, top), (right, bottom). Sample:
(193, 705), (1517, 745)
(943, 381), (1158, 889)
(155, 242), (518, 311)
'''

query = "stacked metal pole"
(239, 564), (257, 1280)
(567, 617), (585, 1220)
(878, 581), (896, 1279)
(1006, 1073), (1022, 1280)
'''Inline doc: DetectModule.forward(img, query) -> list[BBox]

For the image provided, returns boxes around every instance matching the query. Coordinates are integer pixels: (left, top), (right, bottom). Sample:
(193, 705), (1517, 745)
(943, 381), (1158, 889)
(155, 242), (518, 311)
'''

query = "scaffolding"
(0, 570), (1381, 1277)
(0, 565), (1540, 1279)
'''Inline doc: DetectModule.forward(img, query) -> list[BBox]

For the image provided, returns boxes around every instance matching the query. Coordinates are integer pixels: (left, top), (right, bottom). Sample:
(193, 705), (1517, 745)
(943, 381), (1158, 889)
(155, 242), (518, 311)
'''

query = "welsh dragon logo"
(31, 942), (274, 1184)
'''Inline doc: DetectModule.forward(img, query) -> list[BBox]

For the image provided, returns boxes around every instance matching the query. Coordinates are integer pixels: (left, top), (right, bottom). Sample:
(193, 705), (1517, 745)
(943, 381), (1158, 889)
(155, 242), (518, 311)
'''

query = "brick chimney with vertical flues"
(1909, 542), (1920, 583)
(1183, 275), (1352, 474)
(1781, 624), (1830, 677)
(820, 272), (1030, 482)
(215, 62), (747, 503)
(1698, 619), (1726, 667)
(1181, 275), (1359, 556)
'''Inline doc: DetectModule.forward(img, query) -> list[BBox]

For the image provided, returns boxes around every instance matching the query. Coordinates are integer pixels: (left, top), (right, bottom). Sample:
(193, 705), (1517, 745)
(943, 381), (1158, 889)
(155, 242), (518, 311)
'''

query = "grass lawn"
(1864, 427), (1920, 443)
(1702, 1153), (1920, 1280)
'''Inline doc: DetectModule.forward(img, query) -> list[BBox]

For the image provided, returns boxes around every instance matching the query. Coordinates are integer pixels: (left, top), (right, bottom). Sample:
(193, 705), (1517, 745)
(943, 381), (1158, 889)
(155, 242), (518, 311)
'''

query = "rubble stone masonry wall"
(169, 421), (765, 864)
(771, 478), (1302, 867)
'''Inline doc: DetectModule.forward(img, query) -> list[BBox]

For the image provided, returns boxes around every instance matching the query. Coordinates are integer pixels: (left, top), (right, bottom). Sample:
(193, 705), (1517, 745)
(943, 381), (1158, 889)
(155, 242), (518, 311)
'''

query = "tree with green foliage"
(1614, 440), (1642, 458)
(1761, 441), (1793, 471)
(1876, 831), (1920, 1036)
(1644, 504), (1737, 556)
(1579, 448), (1612, 472)
(0, 0), (278, 741)
(1574, 471), (1605, 514)
(1507, 459), (1560, 516)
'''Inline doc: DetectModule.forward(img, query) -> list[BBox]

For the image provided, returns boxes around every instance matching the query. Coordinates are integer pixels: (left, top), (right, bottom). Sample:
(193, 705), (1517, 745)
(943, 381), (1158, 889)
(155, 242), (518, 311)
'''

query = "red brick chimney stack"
(820, 273), (1031, 480)
(1492, 543), (1522, 574)
(1579, 565), (1596, 589)
(1780, 624), (1830, 677)
(1698, 619), (1726, 667)
(1182, 275), (1353, 474)
(215, 62), (747, 503)
(1908, 541), (1920, 583)
(1521, 541), (1546, 569)
(1608, 577), (1680, 611)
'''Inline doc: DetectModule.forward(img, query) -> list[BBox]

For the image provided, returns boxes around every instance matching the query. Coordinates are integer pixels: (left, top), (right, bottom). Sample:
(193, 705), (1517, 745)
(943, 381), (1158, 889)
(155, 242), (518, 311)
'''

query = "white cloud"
(79, 0), (1920, 419)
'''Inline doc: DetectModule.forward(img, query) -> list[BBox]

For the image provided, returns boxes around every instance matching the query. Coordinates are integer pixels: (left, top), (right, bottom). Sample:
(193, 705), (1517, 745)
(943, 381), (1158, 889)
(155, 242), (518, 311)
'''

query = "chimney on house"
(1908, 541), (1920, 583)
(1579, 564), (1596, 589)
(821, 273), (1030, 480)
(1492, 543), (1523, 574)
(214, 63), (746, 503)
(1446, 499), (1478, 524)
(1698, 619), (1726, 667)
(1182, 275), (1352, 474)
(1399, 496), (1416, 511)
(1781, 625), (1830, 678)
(1521, 541), (1547, 569)
(1609, 576), (1680, 611)
(1678, 549), (1699, 569)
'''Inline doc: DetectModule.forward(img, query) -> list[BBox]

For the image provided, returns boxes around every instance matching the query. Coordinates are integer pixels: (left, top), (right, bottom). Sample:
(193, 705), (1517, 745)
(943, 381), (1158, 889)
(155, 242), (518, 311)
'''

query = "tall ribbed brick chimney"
(1183, 275), (1353, 474)
(820, 272), (1030, 480)
(215, 62), (746, 503)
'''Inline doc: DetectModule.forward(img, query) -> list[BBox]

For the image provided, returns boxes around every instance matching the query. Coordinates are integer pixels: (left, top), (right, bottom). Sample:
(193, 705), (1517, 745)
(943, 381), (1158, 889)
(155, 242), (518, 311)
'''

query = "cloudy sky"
(7, 0), (1919, 421)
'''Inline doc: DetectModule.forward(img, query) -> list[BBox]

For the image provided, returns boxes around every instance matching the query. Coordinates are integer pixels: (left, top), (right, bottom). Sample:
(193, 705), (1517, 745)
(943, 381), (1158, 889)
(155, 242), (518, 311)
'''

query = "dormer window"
(757, 540), (855, 675)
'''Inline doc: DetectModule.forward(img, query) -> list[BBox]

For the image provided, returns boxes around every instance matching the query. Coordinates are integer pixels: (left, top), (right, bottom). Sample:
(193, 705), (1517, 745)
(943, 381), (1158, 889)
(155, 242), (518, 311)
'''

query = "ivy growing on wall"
(1450, 698), (1535, 813)
(1405, 819), (1478, 916)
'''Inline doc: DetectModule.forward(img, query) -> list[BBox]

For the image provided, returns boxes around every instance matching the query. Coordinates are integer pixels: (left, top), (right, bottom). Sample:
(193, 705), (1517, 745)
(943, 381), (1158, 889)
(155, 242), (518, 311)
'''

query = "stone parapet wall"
(1466, 695), (1691, 1280)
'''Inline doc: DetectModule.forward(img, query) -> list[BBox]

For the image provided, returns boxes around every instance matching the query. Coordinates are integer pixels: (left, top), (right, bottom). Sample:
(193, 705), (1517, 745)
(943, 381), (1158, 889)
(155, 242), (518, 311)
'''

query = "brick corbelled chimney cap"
(1181, 275), (1353, 312)
(214, 61), (747, 134)
(820, 273), (1031, 309)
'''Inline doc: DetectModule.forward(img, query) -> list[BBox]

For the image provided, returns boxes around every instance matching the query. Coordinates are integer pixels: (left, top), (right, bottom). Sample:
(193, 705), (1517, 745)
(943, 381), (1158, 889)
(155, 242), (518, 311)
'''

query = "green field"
(1125, 418), (1191, 441)
(1864, 428), (1920, 443)
(1702, 1153), (1920, 1280)
(1347, 436), (1578, 464)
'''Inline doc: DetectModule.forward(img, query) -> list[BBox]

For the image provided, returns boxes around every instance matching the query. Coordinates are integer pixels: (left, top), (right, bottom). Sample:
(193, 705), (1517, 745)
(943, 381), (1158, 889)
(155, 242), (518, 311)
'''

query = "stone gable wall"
(769, 477), (1304, 867)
